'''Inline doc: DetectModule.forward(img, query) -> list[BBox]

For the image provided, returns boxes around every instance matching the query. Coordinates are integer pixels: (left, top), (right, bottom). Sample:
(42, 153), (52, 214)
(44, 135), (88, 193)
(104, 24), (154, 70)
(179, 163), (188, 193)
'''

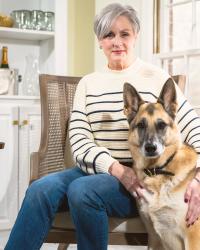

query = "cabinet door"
(0, 105), (18, 230)
(18, 106), (41, 206)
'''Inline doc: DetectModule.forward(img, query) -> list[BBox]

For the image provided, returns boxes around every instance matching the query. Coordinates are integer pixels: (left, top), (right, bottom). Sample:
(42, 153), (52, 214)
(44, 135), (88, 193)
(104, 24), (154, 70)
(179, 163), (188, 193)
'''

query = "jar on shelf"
(10, 10), (21, 28)
(30, 10), (45, 30)
(11, 10), (31, 29)
(43, 11), (54, 31)
(20, 10), (31, 29)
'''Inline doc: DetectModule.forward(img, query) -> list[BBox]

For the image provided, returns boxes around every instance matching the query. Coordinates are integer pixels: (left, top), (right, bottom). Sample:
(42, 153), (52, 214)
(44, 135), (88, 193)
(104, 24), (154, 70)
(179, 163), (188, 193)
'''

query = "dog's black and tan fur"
(123, 78), (200, 250)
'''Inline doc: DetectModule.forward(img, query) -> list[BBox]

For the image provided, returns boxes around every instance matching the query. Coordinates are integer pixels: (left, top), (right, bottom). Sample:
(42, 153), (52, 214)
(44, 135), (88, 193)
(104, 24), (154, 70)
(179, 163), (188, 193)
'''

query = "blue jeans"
(5, 167), (138, 250)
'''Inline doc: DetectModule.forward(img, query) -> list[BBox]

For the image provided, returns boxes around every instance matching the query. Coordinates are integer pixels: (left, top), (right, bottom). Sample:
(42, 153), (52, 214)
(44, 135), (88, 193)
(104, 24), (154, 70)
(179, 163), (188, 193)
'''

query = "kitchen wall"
(67, 0), (95, 76)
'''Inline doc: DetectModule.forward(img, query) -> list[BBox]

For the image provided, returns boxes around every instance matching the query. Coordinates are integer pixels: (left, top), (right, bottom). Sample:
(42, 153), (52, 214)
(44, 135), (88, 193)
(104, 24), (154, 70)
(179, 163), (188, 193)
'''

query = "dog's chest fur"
(138, 177), (188, 246)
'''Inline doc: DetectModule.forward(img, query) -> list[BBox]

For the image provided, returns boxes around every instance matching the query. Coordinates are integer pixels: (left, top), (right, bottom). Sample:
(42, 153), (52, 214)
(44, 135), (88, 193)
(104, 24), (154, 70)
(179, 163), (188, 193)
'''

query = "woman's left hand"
(184, 168), (200, 227)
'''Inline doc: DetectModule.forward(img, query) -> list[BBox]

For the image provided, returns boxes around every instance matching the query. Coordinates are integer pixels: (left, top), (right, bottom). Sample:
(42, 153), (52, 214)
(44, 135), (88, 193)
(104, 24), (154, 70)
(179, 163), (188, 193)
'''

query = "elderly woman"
(5, 3), (200, 250)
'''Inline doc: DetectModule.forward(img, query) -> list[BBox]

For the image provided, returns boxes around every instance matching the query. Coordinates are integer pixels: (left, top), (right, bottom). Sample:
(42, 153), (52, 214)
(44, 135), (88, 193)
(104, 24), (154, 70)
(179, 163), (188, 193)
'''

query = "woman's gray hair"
(94, 3), (140, 40)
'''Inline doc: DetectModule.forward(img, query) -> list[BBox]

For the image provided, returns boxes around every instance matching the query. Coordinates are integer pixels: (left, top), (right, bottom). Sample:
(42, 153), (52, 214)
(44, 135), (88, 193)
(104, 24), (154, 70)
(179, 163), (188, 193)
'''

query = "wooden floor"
(41, 244), (147, 250)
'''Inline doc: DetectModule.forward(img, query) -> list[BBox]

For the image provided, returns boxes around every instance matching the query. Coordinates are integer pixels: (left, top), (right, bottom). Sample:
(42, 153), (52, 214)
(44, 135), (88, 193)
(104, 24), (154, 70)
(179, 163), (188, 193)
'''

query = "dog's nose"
(145, 143), (157, 154)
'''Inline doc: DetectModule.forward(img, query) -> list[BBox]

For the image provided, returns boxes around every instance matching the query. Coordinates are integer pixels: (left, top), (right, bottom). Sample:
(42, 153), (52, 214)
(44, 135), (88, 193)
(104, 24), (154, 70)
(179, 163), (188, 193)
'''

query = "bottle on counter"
(1, 46), (9, 68)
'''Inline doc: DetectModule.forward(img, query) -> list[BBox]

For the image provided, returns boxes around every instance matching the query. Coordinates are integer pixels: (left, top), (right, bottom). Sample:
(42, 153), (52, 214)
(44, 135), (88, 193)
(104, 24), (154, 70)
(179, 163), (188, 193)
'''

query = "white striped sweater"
(69, 58), (200, 174)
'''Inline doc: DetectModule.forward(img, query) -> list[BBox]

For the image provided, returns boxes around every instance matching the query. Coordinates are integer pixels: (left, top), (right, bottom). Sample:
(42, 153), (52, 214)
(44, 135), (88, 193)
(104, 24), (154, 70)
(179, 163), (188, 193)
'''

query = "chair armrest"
(30, 152), (40, 183)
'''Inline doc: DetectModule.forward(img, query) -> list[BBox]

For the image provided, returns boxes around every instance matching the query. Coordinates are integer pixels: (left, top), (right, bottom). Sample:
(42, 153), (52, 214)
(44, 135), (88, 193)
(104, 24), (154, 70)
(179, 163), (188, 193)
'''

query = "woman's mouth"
(112, 50), (126, 55)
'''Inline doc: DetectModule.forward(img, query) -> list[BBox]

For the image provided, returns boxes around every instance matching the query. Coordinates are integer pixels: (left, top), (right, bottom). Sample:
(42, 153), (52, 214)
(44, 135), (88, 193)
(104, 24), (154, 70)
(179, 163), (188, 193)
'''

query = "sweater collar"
(103, 57), (142, 75)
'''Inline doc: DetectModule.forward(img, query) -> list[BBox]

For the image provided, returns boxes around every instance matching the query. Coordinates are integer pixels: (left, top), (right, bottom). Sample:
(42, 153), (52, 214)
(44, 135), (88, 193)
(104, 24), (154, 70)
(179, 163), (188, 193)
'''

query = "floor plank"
(41, 244), (147, 250)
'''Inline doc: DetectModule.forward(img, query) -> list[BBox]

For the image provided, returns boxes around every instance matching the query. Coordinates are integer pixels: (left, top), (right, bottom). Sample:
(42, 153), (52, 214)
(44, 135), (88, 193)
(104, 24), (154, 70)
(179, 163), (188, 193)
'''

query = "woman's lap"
(32, 166), (138, 218)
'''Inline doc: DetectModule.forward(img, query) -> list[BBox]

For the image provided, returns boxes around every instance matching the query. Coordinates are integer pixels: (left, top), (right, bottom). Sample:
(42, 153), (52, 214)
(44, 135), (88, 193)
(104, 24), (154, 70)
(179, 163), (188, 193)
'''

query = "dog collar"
(143, 152), (176, 177)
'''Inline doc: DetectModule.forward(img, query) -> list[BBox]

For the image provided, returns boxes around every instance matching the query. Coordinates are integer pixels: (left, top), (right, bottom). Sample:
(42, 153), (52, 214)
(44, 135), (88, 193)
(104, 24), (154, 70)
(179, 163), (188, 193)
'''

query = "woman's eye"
(121, 32), (129, 37)
(104, 32), (114, 38)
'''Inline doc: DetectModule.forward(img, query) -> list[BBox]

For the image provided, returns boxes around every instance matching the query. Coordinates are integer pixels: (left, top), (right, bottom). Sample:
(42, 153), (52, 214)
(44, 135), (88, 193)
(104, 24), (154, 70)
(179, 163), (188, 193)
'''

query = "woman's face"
(99, 15), (138, 70)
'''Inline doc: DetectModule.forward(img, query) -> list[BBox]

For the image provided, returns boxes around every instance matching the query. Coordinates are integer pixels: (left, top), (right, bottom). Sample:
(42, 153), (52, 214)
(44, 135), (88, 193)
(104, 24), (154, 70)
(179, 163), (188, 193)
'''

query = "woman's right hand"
(109, 161), (144, 199)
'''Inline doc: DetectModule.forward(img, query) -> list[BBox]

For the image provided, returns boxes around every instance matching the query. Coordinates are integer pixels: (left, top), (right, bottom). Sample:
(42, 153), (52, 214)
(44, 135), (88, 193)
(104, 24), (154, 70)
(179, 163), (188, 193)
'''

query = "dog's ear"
(158, 78), (177, 120)
(123, 82), (144, 124)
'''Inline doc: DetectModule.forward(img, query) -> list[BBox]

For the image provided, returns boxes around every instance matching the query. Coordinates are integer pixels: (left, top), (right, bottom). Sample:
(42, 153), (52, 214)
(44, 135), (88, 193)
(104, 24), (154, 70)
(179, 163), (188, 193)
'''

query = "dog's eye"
(137, 121), (146, 129)
(156, 121), (167, 130)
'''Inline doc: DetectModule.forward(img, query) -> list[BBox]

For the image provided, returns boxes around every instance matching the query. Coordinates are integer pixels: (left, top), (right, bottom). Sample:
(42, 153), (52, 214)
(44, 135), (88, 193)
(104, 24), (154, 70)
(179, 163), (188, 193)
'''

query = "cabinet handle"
(13, 120), (19, 126)
(19, 120), (29, 128)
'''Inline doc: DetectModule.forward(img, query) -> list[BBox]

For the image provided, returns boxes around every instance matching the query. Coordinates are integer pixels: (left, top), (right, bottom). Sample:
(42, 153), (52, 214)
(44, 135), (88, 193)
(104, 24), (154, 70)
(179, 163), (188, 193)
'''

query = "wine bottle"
(1, 46), (9, 68)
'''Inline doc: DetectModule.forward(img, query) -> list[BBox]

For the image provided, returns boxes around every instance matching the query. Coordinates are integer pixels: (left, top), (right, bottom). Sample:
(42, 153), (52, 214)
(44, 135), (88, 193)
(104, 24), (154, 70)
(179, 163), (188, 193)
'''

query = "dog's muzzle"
(142, 138), (165, 158)
(145, 143), (157, 154)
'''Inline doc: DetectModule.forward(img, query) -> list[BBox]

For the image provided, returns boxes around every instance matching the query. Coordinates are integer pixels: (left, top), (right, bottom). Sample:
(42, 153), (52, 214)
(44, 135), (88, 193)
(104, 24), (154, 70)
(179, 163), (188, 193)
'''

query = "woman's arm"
(175, 84), (200, 226)
(109, 161), (144, 198)
(69, 79), (117, 174)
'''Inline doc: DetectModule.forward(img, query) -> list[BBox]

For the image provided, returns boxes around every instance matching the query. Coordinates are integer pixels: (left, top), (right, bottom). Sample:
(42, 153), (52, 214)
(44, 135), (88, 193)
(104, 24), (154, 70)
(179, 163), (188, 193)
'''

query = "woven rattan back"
(31, 75), (81, 180)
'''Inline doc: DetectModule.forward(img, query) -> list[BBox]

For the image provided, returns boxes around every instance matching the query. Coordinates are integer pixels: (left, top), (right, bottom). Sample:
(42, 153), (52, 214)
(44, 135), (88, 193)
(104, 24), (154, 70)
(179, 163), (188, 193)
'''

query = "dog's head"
(123, 78), (180, 159)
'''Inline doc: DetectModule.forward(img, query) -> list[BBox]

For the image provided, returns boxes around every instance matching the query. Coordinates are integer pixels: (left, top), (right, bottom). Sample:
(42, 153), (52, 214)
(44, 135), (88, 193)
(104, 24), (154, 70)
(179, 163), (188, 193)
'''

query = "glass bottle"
(1, 46), (9, 68)
(22, 54), (40, 96)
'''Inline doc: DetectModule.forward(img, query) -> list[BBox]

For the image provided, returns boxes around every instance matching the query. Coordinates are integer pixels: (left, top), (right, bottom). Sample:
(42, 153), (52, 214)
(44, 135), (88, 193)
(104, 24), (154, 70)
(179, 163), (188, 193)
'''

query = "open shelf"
(0, 27), (54, 41)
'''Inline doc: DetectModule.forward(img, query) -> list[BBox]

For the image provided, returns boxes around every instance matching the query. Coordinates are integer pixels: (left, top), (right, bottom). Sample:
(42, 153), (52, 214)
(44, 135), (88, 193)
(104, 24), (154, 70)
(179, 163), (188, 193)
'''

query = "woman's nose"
(113, 36), (122, 47)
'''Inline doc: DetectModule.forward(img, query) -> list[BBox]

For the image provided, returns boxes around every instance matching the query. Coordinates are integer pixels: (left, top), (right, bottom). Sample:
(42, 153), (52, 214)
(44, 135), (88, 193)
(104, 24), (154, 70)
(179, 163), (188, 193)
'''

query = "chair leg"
(57, 243), (69, 250)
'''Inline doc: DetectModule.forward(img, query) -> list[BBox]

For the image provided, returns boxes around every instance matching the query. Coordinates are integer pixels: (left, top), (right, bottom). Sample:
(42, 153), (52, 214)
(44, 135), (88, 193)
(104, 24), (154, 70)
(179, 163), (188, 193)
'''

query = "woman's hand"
(109, 161), (144, 199)
(184, 168), (200, 227)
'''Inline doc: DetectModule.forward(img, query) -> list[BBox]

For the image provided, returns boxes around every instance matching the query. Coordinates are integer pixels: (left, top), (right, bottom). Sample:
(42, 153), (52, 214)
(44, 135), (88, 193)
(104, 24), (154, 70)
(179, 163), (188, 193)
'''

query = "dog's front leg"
(148, 233), (165, 250)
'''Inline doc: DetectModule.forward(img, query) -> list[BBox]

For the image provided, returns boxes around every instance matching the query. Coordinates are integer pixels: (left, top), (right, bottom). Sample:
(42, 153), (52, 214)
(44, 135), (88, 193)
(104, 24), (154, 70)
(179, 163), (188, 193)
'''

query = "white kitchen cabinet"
(0, 105), (18, 231)
(0, 0), (68, 248)
(18, 105), (41, 206)
(0, 97), (40, 249)
(0, 0), (68, 77)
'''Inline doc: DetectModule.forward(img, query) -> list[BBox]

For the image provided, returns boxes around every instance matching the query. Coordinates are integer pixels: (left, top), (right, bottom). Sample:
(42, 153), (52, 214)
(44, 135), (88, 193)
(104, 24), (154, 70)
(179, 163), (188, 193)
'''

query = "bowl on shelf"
(0, 14), (14, 27)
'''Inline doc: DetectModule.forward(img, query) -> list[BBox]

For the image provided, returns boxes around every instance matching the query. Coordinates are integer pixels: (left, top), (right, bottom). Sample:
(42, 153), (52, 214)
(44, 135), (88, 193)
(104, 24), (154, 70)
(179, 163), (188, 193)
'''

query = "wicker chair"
(30, 74), (185, 250)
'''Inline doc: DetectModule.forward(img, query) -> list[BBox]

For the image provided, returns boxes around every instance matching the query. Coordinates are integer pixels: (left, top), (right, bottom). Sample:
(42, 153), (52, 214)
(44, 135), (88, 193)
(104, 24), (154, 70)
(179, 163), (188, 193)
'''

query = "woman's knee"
(25, 173), (64, 204)
(25, 168), (85, 207)
(67, 177), (104, 210)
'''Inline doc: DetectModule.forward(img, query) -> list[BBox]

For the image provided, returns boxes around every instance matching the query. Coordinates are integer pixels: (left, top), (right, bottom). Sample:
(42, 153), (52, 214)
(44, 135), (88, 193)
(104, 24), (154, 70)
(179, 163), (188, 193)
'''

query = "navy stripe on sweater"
(86, 100), (123, 107)
(92, 151), (110, 173)
(178, 109), (194, 124)
(181, 117), (200, 133)
(185, 126), (200, 142)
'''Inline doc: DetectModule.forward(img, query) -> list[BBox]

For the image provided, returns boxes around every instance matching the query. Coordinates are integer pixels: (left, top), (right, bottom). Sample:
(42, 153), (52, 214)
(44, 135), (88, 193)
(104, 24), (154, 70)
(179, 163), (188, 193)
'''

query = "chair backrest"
(30, 74), (185, 181)
(32, 74), (81, 179)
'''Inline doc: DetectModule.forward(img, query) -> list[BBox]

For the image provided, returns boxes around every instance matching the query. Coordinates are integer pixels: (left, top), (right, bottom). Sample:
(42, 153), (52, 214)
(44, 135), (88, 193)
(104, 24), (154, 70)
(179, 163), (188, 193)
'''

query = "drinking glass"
(11, 10), (21, 28)
(20, 10), (31, 29)
(43, 11), (54, 31)
(30, 10), (44, 30)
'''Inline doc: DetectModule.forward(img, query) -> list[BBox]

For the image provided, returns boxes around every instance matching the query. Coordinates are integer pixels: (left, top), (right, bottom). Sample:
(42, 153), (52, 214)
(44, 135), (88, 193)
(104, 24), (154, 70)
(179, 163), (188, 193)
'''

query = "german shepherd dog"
(123, 78), (200, 250)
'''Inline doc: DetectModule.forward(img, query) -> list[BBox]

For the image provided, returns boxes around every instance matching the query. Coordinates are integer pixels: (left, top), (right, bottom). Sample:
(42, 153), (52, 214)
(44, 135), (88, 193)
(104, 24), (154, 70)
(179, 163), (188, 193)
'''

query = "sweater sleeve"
(175, 84), (200, 167)
(69, 79), (117, 174)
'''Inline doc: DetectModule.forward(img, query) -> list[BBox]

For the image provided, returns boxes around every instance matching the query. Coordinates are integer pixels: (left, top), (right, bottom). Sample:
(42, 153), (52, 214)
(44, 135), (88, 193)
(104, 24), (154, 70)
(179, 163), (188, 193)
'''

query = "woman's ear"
(133, 31), (139, 47)
(98, 40), (103, 49)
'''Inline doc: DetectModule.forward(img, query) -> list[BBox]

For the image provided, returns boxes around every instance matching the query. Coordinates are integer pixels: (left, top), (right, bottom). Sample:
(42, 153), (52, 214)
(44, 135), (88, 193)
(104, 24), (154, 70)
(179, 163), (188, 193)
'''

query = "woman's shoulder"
(78, 71), (110, 90)
(81, 71), (101, 81)
(138, 59), (170, 80)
